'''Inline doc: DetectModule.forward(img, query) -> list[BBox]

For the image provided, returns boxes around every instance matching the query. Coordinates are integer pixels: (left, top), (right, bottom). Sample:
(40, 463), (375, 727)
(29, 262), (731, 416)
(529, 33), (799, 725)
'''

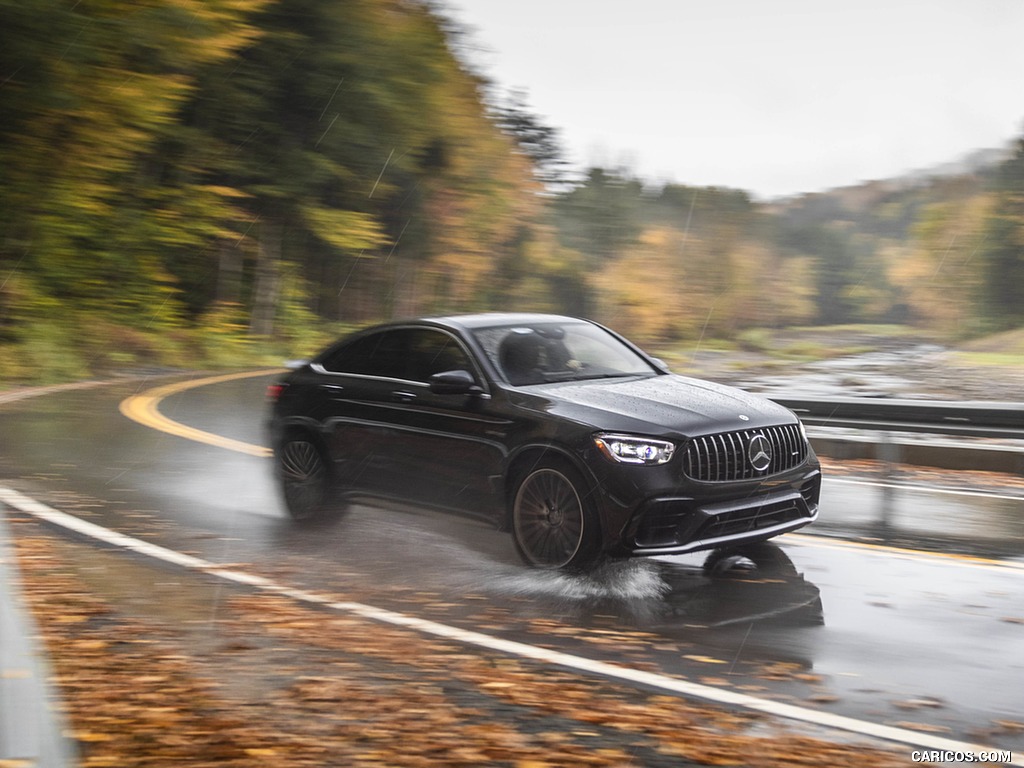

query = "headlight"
(594, 433), (675, 465)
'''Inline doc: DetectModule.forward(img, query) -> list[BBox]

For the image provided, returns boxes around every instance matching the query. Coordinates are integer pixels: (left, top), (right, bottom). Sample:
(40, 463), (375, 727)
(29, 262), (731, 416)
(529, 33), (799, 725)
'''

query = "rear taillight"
(266, 382), (288, 402)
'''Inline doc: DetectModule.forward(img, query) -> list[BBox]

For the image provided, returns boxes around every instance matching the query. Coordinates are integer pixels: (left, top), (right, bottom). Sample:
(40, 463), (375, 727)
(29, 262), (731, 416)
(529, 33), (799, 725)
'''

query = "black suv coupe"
(267, 313), (821, 570)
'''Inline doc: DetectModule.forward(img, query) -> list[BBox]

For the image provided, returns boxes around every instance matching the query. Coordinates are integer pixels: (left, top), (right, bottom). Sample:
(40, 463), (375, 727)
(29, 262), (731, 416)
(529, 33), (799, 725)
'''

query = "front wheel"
(277, 435), (337, 521)
(511, 462), (603, 571)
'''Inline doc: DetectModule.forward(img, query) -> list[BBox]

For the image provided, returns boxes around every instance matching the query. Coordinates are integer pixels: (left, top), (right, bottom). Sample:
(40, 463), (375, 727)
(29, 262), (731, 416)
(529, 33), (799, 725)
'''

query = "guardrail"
(770, 397), (1024, 441)
(767, 396), (1024, 474)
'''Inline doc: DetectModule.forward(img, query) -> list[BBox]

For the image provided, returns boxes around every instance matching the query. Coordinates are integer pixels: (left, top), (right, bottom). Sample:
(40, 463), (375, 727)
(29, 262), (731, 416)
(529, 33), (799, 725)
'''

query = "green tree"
(491, 90), (568, 188)
(183, 0), (539, 327)
(775, 220), (866, 324)
(980, 137), (1024, 329)
(553, 167), (645, 263)
(0, 0), (264, 307)
(0, 0), (267, 377)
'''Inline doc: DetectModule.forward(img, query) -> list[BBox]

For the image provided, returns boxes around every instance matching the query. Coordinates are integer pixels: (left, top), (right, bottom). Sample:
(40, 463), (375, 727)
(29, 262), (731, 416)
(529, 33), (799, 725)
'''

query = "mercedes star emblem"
(747, 433), (773, 472)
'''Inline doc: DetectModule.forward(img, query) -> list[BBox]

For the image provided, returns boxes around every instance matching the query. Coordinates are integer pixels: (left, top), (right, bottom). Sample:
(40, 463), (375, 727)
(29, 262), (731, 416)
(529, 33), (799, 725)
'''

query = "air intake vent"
(683, 424), (807, 482)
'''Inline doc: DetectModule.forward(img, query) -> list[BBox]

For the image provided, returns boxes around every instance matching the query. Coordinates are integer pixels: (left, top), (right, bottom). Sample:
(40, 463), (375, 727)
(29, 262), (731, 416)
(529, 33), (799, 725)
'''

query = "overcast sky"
(445, 0), (1024, 199)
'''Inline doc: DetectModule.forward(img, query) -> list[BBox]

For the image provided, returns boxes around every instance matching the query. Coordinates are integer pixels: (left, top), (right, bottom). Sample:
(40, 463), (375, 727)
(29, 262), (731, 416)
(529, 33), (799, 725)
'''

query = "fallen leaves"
(994, 720), (1024, 733)
(73, 731), (116, 743)
(892, 697), (945, 711)
(756, 661), (811, 681)
(890, 721), (952, 734)
(10, 527), (924, 767)
(808, 694), (840, 704)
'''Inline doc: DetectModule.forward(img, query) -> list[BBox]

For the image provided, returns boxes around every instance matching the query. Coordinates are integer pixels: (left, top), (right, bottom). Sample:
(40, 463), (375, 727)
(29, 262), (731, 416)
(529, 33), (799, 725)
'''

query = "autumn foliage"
(0, 0), (1022, 384)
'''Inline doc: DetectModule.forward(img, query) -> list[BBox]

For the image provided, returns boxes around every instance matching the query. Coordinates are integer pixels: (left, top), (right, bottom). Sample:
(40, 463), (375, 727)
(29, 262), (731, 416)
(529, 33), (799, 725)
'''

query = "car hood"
(517, 374), (797, 437)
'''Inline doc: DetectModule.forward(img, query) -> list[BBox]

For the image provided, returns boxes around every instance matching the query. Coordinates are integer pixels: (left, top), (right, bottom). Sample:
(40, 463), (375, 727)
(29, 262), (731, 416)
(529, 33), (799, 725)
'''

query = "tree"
(491, 90), (568, 188)
(553, 167), (644, 263)
(0, 0), (267, 365)
(887, 197), (990, 335)
(980, 137), (1024, 329)
(775, 220), (867, 324)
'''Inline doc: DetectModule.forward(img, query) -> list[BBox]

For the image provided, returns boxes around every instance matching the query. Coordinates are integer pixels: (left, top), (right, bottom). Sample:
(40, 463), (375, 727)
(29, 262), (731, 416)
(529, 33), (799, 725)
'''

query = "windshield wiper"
(543, 371), (651, 382)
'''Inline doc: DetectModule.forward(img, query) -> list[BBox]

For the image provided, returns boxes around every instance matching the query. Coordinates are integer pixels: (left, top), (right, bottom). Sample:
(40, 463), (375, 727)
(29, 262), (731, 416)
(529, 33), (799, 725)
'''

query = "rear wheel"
(511, 461), (602, 571)
(277, 435), (335, 521)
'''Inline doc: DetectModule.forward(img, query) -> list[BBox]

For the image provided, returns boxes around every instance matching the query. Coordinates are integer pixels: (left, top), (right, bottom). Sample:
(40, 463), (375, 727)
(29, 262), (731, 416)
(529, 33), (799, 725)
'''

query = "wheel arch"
(273, 415), (327, 452)
(502, 443), (599, 531)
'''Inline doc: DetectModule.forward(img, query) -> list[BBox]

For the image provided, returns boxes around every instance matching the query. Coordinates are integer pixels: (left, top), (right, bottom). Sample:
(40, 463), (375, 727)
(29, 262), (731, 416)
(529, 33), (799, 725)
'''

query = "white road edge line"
(2, 486), (1020, 764)
(826, 476), (1024, 502)
(782, 534), (1024, 574)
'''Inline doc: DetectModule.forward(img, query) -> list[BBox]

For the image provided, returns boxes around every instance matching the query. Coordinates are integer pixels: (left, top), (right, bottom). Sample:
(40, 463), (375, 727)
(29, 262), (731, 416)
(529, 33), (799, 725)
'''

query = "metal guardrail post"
(876, 432), (902, 527)
(0, 503), (77, 768)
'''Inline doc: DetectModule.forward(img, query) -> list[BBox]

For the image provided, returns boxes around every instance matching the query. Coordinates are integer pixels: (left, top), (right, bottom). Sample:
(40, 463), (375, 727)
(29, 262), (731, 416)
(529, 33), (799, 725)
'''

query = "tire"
(511, 460), (603, 571)
(277, 434), (335, 521)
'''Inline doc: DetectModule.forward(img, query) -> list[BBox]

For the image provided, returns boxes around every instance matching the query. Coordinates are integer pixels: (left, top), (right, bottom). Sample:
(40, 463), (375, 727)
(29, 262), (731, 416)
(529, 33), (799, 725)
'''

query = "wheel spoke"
(279, 439), (327, 519)
(283, 441), (319, 479)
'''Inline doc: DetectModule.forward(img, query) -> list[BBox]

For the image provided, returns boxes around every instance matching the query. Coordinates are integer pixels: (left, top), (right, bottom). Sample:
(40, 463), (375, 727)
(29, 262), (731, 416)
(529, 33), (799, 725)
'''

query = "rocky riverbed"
(677, 334), (1024, 402)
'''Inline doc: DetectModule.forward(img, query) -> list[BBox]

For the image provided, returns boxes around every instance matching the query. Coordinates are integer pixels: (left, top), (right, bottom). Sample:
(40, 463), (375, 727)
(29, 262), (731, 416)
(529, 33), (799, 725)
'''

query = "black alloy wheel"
(511, 462), (601, 570)
(278, 436), (332, 521)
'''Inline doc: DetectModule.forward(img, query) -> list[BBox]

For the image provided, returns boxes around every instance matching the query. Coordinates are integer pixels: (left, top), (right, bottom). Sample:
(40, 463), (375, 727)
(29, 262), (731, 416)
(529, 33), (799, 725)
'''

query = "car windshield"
(472, 321), (658, 386)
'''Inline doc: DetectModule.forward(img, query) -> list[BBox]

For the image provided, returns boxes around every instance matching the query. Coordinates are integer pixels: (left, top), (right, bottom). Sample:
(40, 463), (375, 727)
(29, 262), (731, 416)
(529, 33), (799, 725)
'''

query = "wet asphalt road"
(1, 373), (1022, 752)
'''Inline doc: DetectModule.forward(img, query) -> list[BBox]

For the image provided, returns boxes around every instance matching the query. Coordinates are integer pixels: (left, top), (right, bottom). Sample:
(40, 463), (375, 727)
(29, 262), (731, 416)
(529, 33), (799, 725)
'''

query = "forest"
(1, 0), (1023, 384)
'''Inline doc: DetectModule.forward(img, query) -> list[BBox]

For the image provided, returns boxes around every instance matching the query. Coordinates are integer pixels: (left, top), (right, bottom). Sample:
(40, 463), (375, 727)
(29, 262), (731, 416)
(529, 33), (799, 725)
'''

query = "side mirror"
(429, 369), (483, 396)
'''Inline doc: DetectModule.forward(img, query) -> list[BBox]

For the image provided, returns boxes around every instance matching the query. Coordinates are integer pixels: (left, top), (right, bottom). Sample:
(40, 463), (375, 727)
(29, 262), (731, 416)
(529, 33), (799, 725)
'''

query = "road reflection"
(456, 541), (824, 633)
(263, 501), (826, 672)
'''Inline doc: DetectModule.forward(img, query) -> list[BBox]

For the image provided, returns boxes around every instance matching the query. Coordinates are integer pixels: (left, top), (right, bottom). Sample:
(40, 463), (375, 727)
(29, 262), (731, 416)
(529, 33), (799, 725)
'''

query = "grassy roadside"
(0, 309), (349, 391)
(950, 328), (1024, 369)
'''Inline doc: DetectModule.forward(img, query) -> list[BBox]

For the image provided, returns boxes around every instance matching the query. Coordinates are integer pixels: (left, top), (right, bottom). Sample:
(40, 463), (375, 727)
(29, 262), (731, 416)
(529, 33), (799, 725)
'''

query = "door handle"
(391, 390), (417, 403)
(319, 383), (345, 393)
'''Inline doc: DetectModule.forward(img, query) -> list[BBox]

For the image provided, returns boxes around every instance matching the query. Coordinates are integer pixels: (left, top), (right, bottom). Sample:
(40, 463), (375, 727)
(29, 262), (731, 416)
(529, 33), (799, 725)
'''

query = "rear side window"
(319, 330), (406, 378)
(319, 327), (473, 382)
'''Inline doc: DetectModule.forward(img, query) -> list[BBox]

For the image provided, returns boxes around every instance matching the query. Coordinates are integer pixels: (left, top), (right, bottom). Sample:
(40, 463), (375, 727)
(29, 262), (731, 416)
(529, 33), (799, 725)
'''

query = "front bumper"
(617, 470), (821, 557)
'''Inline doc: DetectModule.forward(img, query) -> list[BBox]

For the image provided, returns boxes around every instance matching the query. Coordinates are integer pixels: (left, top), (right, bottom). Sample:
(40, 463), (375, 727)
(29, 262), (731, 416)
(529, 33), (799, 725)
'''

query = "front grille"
(683, 424), (807, 482)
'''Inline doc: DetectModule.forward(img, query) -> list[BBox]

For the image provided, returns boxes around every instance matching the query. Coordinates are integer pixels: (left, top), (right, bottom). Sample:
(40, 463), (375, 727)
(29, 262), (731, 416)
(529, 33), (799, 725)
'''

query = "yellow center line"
(784, 532), (1024, 572)
(118, 369), (282, 458)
